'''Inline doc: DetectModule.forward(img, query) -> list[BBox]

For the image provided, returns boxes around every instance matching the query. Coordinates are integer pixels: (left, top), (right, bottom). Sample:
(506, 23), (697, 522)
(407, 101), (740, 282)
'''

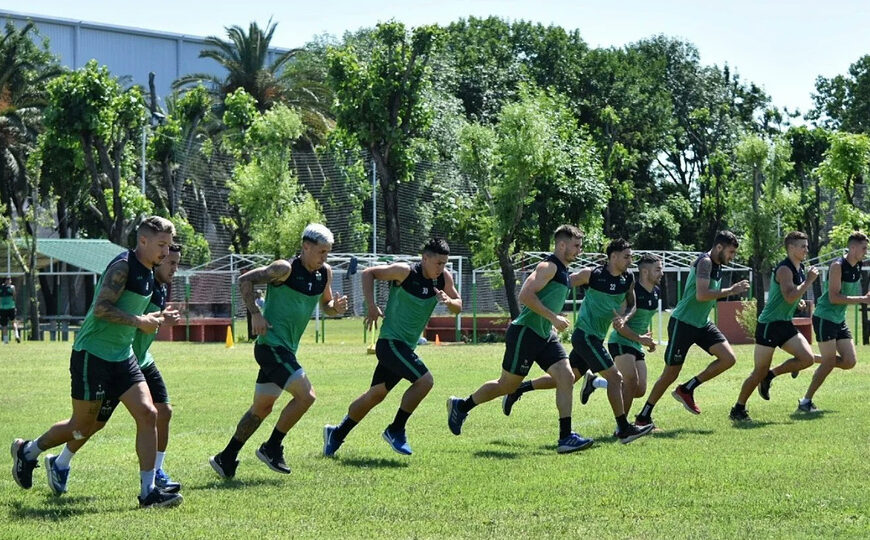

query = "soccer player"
(730, 232), (818, 422)
(209, 224), (348, 479)
(11, 216), (181, 508)
(323, 238), (462, 457)
(796, 231), (869, 412)
(44, 244), (184, 494)
(447, 225), (592, 454)
(635, 231), (750, 427)
(501, 239), (653, 443)
(0, 276), (21, 343)
(607, 252), (663, 418)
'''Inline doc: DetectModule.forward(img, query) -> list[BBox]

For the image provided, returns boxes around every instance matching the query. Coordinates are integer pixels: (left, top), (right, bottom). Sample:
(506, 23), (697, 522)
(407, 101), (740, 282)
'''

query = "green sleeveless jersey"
(609, 281), (659, 351)
(132, 283), (167, 368)
(576, 265), (634, 339)
(758, 258), (805, 323)
(672, 253), (721, 328)
(74, 250), (155, 362)
(257, 257), (327, 353)
(814, 257), (863, 324)
(513, 254), (570, 339)
(0, 284), (14, 309)
(379, 263), (446, 348)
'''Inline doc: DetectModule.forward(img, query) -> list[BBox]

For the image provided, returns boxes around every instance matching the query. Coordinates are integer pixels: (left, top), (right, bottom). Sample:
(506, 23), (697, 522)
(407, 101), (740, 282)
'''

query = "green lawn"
(1, 318), (868, 539)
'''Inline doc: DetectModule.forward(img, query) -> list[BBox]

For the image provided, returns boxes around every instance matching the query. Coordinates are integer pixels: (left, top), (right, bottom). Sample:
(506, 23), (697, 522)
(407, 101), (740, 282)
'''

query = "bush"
(735, 299), (757, 338)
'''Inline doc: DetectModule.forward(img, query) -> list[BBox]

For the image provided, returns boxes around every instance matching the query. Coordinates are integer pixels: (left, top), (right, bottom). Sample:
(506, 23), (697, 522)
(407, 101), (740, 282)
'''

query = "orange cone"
(435, 334), (441, 346)
(225, 326), (234, 348)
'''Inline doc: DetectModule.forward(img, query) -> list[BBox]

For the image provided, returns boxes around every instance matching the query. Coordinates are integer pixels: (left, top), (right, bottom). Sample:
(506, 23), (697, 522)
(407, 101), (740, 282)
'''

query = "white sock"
(140, 470), (155, 499)
(593, 377), (608, 389)
(23, 440), (42, 461)
(55, 445), (76, 469)
(154, 451), (166, 471)
(799, 397), (811, 405)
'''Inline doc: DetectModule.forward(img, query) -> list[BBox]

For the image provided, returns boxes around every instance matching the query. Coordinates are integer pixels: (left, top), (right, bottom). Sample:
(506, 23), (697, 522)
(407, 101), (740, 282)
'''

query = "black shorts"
(812, 315), (852, 343)
(254, 343), (303, 389)
(70, 350), (144, 402)
(755, 320), (799, 348)
(607, 342), (645, 362)
(569, 328), (614, 372)
(371, 339), (430, 391)
(664, 318), (726, 366)
(502, 324), (567, 376)
(0, 308), (15, 326)
(97, 363), (169, 422)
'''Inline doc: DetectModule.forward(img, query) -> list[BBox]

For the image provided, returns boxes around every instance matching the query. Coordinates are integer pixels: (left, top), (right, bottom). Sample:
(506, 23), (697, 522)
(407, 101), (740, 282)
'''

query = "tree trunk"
(496, 243), (520, 319)
(372, 151), (401, 253)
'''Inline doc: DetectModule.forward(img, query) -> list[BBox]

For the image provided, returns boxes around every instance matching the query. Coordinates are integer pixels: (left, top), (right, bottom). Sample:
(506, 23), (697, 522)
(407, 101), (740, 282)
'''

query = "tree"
(815, 131), (870, 247)
(809, 55), (870, 133)
(329, 21), (440, 253)
(221, 91), (323, 255)
(41, 60), (147, 245)
(453, 87), (606, 318)
(784, 126), (830, 259)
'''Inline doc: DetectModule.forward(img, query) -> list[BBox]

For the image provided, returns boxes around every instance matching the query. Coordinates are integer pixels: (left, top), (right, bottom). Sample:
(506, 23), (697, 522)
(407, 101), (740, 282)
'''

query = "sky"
(10, 0), (870, 115)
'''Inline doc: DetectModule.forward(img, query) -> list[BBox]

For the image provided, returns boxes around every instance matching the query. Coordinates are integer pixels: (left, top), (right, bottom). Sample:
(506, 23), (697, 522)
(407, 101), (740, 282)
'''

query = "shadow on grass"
(473, 449), (521, 460)
(789, 410), (831, 421)
(193, 477), (287, 490)
(729, 420), (782, 430)
(339, 457), (409, 469)
(648, 428), (715, 440)
(8, 496), (106, 521)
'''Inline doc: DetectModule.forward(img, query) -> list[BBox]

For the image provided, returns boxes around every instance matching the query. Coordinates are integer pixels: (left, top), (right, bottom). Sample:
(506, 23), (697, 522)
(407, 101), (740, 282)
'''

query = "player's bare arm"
(519, 261), (568, 331)
(779, 264), (819, 304)
(435, 270), (462, 314)
(321, 265), (349, 316)
(94, 261), (162, 332)
(362, 263), (412, 330)
(239, 260), (292, 315)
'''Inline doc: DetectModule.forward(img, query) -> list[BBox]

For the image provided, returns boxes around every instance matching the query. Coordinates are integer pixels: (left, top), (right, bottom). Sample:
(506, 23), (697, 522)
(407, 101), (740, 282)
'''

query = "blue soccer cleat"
(322, 425), (344, 457)
(447, 397), (468, 436)
(382, 428), (412, 456)
(556, 432), (594, 454)
(44, 454), (69, 495)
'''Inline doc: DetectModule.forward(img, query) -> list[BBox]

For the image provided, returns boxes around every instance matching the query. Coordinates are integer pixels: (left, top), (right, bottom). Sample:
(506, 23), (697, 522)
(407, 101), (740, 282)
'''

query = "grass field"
(1, 318), (868, 539)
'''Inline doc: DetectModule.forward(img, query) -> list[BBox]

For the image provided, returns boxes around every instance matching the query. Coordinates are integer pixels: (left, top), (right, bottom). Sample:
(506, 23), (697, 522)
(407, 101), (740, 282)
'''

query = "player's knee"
(157, 402), (173, 421)
(251, 402), (273, 417)
(720, 354), (737, 369)
(635, 382), (647, 398)
(134, 403), (158, 425)
(301, 388), (317, 407)
(416, 373), (434, 392)
(840, 356), (856, 370)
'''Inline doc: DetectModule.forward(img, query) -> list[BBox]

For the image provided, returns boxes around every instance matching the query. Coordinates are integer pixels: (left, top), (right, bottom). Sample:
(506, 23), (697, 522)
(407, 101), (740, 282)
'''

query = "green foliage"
(169, 214), (210, 266)
(735, 298), (757, 337)
(223, 88), (258, 136)
(810, 55), (870, 133)
(316, 131), (372, 251)
(816, 131), (870, 210)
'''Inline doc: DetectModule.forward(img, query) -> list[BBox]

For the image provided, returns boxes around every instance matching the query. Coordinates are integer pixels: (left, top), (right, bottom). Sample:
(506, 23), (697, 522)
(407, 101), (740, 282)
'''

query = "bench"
(157, 318), (233, 343)
(425, 315), (511, 343)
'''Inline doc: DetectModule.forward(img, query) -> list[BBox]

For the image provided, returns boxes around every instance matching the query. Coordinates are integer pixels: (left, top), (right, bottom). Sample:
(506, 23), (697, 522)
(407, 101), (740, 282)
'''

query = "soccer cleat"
(729, 406), (752, 422)
(322, 425), (343, 457)
(634, 415), (655, 430)
(556, 432), (594, 454)
(791, 370), (800, 379)
(44, 454), (69, 495)
(382, 428), (413, 456)
(447, 397), (468, 436)
(672, 385), (701, 415)
(208, 454), (239, 479)
(796, 399), (819, 413)
(616, 423), (655, 444)
(501, 391), (522, 416)
(138, 487), (183, 509)
(255, 443), (291, 474)
(758, 372), (773, 401)
(155, 468), (181, 493)
(11, 438), (39, 489)
(580, 371), (597, 405)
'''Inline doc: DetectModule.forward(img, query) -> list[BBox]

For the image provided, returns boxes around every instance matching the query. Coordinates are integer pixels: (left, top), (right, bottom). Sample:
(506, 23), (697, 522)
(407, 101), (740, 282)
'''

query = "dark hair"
(637, 252), (661, 269)
(554, 225), (584, 243)
(137, 216), (175, 237)
(606, 238), (631, 257)
(169, 243), (183, 253)
(422, 238), (450, 256)
(713, 230), (739, 249)
(848, 231), (869, 245)
(784, 231), (808, 248)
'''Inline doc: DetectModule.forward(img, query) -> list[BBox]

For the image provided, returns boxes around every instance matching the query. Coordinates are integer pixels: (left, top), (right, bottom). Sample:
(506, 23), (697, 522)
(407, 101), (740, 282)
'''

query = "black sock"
(388, 408), (412, 433)
(765, 370), (775, 381)
(639, 402), (655, 418)
(615, 414), (630, 431)
(333, 416), (357, 442)
(221, 437), (245, 461)
(559, 417), (572, 439)
(683, 376), (702, 392)
(734, 402), (745, 411)
(458, 395), (477, 414)
(516, 380), (534, 395)
(265, 427), (286, 449)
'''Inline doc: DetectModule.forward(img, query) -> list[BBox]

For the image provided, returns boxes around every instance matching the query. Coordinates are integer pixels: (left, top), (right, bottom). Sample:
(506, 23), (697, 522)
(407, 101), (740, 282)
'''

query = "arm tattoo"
(240, 261), (290, 313)
(697, 258), (712, 280)
(93, 262), (139, 326)
(233, 410), (264, 442)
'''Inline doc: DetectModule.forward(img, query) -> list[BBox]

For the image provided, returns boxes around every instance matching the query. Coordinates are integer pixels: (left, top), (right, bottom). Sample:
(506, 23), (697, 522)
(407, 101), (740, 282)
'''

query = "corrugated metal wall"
(0, 9), (290, 102)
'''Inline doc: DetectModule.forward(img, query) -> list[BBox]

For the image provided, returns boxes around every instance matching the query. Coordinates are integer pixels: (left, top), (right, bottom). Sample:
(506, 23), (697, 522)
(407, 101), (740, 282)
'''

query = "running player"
(0, 276), (20, 343)
(730, 232), (818, 421)
(44, 244), (184, 494)
(11, 216), (180, 508)
(209, 224), (348, 479)
(323, 238), (461, 457)
(635, 231), (750, 427)
(447, 225), (593, 453)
